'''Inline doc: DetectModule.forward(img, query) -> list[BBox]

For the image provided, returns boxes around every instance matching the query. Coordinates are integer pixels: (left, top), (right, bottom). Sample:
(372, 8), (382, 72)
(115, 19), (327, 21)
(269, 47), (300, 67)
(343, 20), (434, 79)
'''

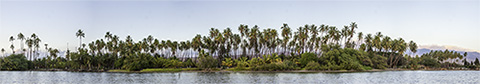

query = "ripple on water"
(0, 71), (479, 83)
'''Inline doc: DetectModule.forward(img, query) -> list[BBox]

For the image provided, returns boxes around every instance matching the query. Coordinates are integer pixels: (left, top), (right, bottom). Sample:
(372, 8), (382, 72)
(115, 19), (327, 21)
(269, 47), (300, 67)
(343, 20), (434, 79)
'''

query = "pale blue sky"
(0, 0), (479, 53)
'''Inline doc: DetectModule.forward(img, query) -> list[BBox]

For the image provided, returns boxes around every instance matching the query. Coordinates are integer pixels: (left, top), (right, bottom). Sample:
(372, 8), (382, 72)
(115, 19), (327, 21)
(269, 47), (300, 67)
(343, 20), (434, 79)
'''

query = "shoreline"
(5, 68), (478, 73)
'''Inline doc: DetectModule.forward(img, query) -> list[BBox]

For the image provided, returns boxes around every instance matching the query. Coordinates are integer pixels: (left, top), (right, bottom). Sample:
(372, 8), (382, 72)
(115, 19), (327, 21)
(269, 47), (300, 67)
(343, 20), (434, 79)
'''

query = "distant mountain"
(409, 45), (480, 62)
(418, 45), (480, 52)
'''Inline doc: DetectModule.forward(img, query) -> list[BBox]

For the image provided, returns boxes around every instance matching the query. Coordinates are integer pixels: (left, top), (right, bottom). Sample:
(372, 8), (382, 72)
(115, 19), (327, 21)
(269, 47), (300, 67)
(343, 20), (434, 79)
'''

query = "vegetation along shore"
(1, 22), (479, 72)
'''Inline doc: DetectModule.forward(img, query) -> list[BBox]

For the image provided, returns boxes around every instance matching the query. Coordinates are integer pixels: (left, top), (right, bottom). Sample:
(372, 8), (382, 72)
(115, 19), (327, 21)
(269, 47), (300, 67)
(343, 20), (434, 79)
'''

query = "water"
(0, 71), (479, 83)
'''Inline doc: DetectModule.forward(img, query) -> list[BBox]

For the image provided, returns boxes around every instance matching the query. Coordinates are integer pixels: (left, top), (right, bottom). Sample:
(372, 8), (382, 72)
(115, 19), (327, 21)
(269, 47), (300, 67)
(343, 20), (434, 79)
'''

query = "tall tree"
(281, 23), (291, 55)
(356, 32), (363, 49)
(1, 48), (5, 57)
(76, 29), (85, 49)
(364, 33), (373, 52)
(475, 58), (480, 65)
(9, 36), (15, 53)
(32, 33), (41, 60)
(26, 38), (33, 60)
(18, 33), (25, 51)
(44, 43), (49, 59)
(373, 32), (383, 52)
(348, 22), (358, 44)
(409, 41), (417, 56)
(10, 44), (15, 54)
(381, 36), (391, 56)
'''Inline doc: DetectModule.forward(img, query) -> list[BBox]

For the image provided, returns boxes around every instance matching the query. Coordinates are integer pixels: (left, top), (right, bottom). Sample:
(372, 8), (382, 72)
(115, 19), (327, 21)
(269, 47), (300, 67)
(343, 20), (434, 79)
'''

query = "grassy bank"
(140, 68), (201, 72)
(107, 68), (204, 73)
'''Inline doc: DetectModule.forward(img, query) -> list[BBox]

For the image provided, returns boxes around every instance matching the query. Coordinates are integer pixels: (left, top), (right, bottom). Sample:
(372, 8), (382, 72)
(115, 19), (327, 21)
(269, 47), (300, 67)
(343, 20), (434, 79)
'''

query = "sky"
(0, 0), (479, 53)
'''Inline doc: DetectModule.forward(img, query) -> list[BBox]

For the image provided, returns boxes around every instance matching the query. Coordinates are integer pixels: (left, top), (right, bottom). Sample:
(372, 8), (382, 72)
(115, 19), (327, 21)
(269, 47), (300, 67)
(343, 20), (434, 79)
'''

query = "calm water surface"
(0, 71), (479, 83)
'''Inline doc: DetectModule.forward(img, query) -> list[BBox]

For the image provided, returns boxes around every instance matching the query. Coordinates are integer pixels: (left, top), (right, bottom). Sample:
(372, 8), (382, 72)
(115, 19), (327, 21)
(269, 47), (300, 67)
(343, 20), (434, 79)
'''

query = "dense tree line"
(1, 22), (477, 71)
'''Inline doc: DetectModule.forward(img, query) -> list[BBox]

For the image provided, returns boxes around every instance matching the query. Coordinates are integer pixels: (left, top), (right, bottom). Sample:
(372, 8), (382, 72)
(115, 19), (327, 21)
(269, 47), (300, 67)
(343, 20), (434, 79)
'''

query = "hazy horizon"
(1, 0), (479, 53)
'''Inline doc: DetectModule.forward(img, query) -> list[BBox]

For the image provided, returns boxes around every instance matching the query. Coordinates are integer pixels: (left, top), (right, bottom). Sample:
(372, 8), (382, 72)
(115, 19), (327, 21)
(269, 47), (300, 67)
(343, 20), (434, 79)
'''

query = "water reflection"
(0, 71), (479, 83)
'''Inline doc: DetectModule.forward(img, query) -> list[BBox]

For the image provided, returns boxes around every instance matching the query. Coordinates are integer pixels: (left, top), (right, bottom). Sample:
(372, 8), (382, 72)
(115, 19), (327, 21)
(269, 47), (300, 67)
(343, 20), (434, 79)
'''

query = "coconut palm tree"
(364, 33), (373, 52)
(26, 38), (33, 60)
(50, 48), (59, 59)
(356, 32), (363, 49)
(10, 44), (15, 54)
(268, 29), (278, 55)
(373, 32), (383, 52)
(223, 28), (233, 56)
(393, 38), (407, 67)
(308, 24), (318, 52)
(281, 23), (291, 55)
(1, 48), (5, 57)
(33, 35), (41, 60)
(296, 26), (308, 53)
(347, 22), (358, 45)
(237, 24), (250, 57)
(341, 26), (350, 47)
(76, 29), (85, 49)
(409, 41), (417, 57)
(249, 26), (260, 57)
(381, 36), (391, 56)
(105, 32), (112, 41)
(319, 24), (328, 44)
(231, 34), (241, 59)
(18, 33), (25, 51)
(9, 36), (15, 53)
(27, 33), (40, 60)
(192, 34), (203, 53)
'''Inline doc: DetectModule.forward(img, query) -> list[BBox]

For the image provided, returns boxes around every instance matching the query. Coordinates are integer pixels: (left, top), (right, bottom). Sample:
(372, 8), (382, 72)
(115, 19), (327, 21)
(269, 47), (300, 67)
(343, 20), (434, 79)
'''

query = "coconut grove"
(1, 22), (478, 72)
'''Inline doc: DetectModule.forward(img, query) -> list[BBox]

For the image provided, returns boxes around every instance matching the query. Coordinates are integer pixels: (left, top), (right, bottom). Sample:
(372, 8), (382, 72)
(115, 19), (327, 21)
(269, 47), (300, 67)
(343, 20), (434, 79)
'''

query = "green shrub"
(340, 61), (364, 71)
(122, 53), (154, 71)
(251, 61), (296, 71)
(0, 54), (32, 70)
(183, 58), (195, 68)
(319, 48), (366, 71)
(299, 53), (318, 67)
(235, 57), (249, 68)
(226, 67), (250, 71)
(248, 57), (263, 67)
(196, 50), (218, 69)
(362, 66), (373, 70)
(152, 57), (167, 68)
(420, 57), (440, 68)
(222, 58), (234, 68)
(370, 54), (388, 69)
(305, 61), (324, 70)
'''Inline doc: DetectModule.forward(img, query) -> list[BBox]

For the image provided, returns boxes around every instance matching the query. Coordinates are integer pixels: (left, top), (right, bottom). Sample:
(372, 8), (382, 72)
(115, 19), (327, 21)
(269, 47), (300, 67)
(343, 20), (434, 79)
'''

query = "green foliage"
(248, 57), (263, 67)
(226, 67), (250, 71)
(196, 50), (218, 69)
(122, 53), (154, 71)
(251, 61), (296, 71)
(107, 69), (129, 72)
(0, 54), (32, 70)
(305, 61), (328, 70)
(262, 54), (282, 64)
(362, 66), (373, 70)
(140, 68), (200, 72)
(370, 54), (388, 69)
(222, 58), (234, 68)
(152, 57), (167, 68)
(475, 58), (480, 65)
(234, 57), (249, 68)
(319, 47), (364, 70)
(299, 53), (318, 67)
(2, 23), (449, 72)
(183, 58), (195, 68)
(420, 57), (440, 68)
